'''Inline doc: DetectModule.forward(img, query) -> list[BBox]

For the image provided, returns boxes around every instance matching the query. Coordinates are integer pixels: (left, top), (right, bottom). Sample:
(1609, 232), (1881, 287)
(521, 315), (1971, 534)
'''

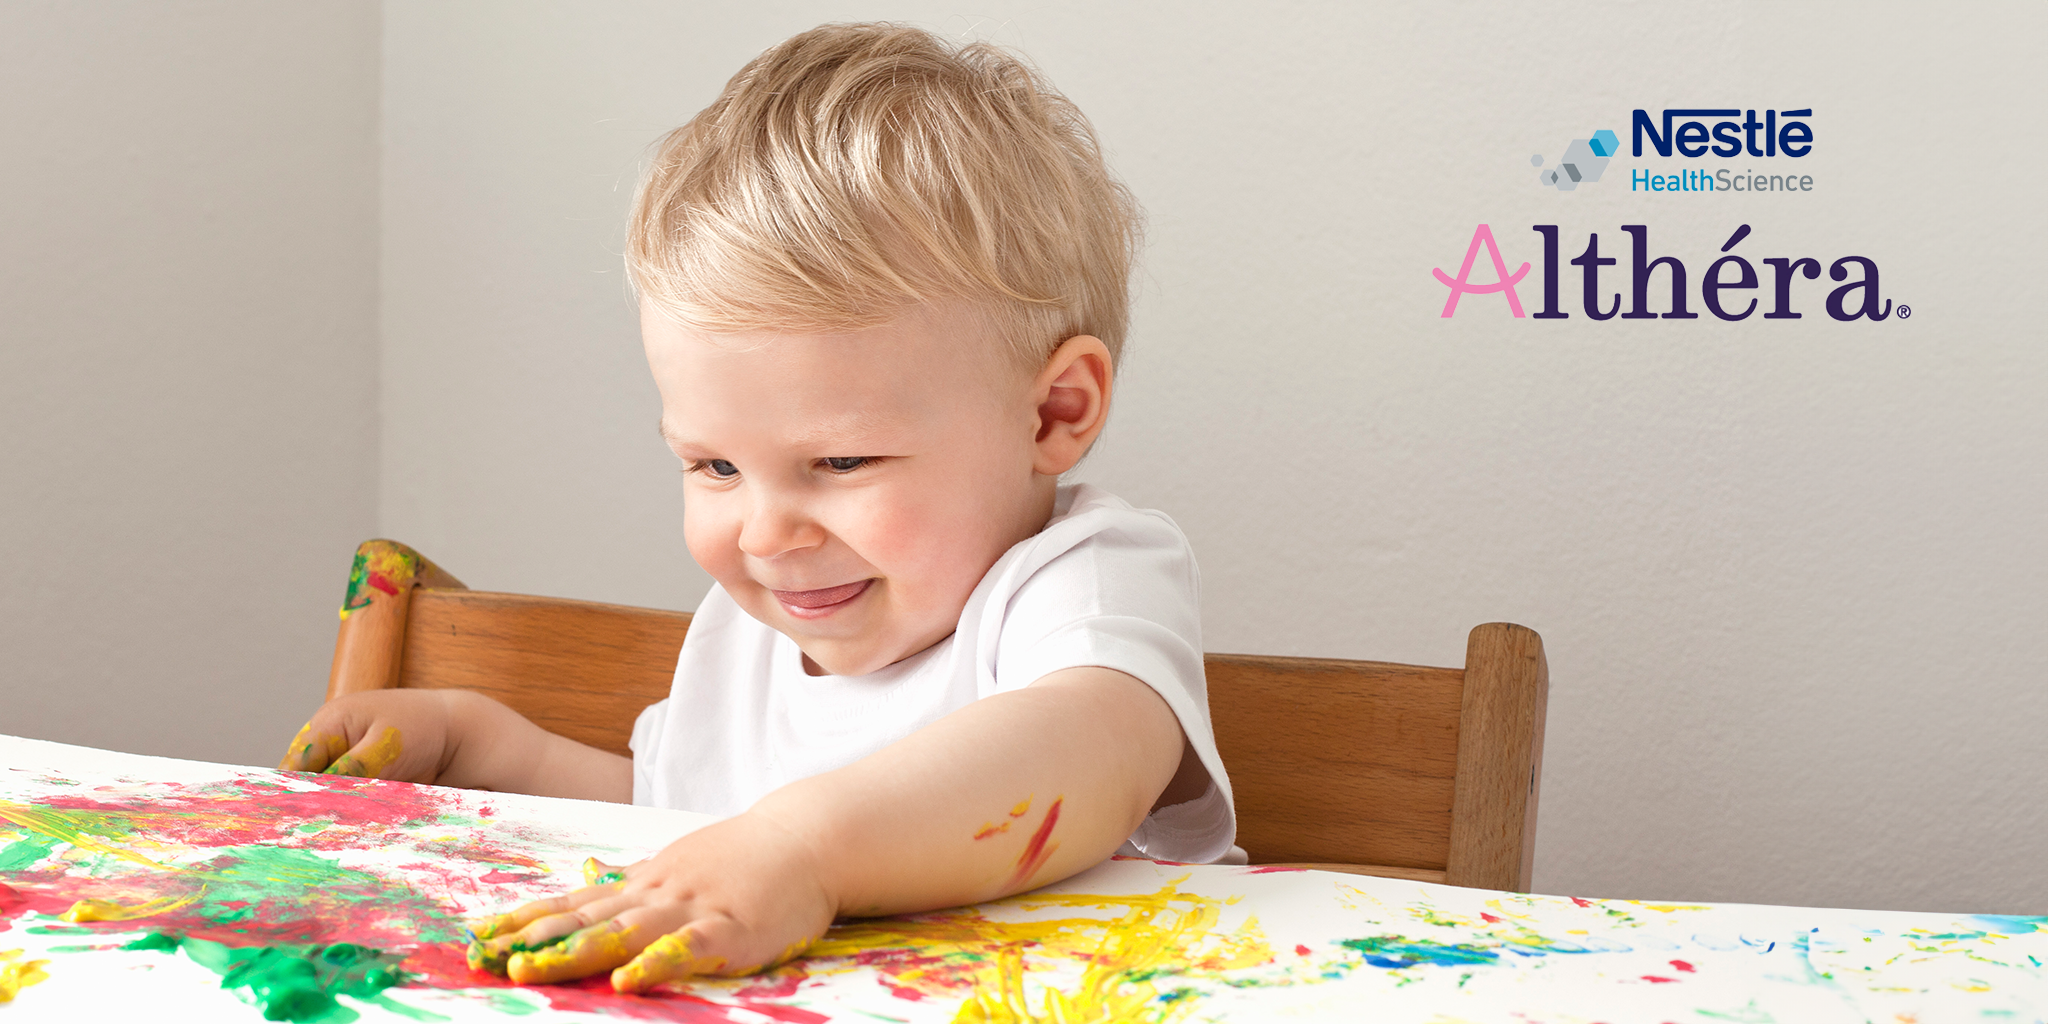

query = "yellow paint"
(60, 891), (205, 923)
(324, 727), (404, 779)
(338, 542), (424, 621)
(581, 857), (626, 887)
(0, 952), (49, 1004)
(613, 930), (723, 993)
(508, 922), (642, 985)
(806, 881), (1270, 1024)
(0, 802), (181, 873)
(468, 915), (507, 943)
(1008, 797), (1031, 818)
(278, 723), (352, 772)
(1635, 903), (1711, 913)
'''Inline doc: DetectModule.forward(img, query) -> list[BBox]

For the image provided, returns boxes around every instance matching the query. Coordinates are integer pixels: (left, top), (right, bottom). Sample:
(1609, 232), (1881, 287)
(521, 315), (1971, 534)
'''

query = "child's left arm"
(467, 665), (1189, 991)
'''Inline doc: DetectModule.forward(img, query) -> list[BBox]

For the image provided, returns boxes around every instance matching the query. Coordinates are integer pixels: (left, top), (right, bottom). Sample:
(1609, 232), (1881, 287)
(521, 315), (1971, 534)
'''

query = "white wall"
(8, 1), (2038, 915)
(381, 1), (2047, 914)
(0, 3), (381, 766)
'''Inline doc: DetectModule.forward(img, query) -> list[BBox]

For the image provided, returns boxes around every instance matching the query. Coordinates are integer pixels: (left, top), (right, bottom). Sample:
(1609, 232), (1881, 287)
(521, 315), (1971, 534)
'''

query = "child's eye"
(820, 456), (873, 473)
(690, 459), (740, 478)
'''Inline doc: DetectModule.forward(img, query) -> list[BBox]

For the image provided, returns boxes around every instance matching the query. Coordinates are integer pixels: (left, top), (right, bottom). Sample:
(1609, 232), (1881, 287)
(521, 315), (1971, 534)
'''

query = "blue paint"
(1340, 936), (1499, 969)
(1971, 915), (2048, 935)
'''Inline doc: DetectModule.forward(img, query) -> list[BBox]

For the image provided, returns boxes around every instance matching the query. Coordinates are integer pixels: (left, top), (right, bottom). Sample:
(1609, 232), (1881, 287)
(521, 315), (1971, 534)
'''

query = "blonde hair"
(626, 23), (1141, 368)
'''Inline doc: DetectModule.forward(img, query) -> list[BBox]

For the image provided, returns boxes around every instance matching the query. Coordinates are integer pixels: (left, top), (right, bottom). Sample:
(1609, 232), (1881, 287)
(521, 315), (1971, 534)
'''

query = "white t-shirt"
(630, 483), (1238, 865)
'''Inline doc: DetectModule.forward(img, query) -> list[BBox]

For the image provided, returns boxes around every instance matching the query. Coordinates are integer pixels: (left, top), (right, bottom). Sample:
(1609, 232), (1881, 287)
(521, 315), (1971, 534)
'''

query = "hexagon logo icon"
(1535, 129), (1617, 191)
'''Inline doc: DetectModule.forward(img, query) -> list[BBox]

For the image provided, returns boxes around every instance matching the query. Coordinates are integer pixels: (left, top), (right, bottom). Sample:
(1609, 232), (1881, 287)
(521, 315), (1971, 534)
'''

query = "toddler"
(282, 23), (1236, 992)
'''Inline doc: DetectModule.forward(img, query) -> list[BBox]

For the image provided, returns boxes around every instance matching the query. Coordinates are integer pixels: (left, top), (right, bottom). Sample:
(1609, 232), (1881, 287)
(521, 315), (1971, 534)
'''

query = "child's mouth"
(772, 579), (873, 617)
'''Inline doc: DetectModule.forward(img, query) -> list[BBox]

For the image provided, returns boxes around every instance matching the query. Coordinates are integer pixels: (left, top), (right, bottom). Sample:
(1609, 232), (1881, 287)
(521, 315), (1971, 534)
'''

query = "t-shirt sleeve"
(991, 502), (1238, 864)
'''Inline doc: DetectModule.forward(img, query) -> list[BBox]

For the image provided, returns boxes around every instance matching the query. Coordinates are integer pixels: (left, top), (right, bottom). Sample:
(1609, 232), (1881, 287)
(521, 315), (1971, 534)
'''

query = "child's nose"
(737, 493), (826, 559)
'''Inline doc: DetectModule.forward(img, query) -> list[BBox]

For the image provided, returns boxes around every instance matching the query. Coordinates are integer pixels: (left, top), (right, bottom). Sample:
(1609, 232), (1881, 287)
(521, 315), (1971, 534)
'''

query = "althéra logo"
(1535, 130), (1619, 191)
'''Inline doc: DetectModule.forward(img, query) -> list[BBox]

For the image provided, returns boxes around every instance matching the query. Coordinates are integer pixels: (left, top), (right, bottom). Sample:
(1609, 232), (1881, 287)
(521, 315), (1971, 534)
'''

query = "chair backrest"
(325, 540), (1547, 891)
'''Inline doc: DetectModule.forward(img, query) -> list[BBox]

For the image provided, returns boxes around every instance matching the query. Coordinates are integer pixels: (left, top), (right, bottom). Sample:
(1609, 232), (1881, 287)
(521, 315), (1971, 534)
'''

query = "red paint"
(1571, 897), (1594, 908)
(368, 572), (400, 596)
(970, 822), (1008, 841)
(3, 774), (840, 1022)
(733, 964), (808, 999)
(1671, 959), (1695, 972)
(1242, 866), (1306, 874)
(535, 976), (829, 1023)
(1004, 797), (1062, 890)
(1293, 944), (1311, 956)
(1641, 975), (1678, 983)
(1480, 912), (1502, 923)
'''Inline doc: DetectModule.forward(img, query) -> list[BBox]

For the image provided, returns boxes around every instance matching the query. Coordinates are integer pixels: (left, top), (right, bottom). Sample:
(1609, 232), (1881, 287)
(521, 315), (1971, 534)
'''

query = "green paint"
(0, 835), (58, 871)
(476, 990), (544, 1015)
(26, 924), (95, 935)
(593, 871), (625, 886)
(468, 931), (570, 978)
(129, 931), (429, 1024)
(341, 551), (376, 616)
(293, 821), (335, 836)
(1696, 999), (1777, 1023)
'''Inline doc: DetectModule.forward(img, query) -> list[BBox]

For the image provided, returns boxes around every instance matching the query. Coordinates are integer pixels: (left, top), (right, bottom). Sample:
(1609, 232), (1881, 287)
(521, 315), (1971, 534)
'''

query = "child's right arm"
(278, 690), (632, 803)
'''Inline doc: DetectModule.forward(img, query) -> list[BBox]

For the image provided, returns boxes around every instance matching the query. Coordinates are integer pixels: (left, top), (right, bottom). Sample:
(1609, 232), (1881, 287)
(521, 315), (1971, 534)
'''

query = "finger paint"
(126, 932), (426, 1023)
(807, 881), (1271, 1021)
(279, 724), (352, 773)
(612, 929), (716, 993)
(0, 952), (50, 1004)
(323, 727), (404, 779)
(507, 921), (640, 985)
(59, 891), (204, 923)
(1003, 796), (1063, 891)
(339, 542), (425, 621)
(466, 930), (568, 977)
(972, 794), (1042, 843)
(580, 857), (625, 887)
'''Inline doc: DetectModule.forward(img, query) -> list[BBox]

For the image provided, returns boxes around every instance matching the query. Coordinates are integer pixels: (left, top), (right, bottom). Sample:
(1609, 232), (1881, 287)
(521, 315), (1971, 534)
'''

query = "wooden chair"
(326, 539), (1548, 891)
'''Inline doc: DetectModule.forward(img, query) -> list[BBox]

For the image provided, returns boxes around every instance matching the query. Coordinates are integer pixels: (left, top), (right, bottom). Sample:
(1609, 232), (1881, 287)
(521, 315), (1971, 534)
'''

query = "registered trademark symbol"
(1897, 305), (1912, 319)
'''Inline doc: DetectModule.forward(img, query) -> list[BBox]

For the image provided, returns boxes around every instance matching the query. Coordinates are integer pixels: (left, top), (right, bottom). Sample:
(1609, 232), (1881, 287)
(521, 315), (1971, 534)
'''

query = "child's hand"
(277, 690), (460, 781)
(466, 810), (835, 992)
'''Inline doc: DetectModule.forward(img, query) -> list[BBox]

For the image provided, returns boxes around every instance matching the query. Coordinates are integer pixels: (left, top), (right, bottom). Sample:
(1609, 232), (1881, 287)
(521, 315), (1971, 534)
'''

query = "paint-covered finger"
(469, 892), (641, 975)
(322, 726), (404, 778)
(278, 722), (351, 772)
(506, 917), (645, 985)
(581, 856), (629, 888)
(611, 915), (810, 993)
(468, 880), (620, 943)
(611, 922), (723, 993)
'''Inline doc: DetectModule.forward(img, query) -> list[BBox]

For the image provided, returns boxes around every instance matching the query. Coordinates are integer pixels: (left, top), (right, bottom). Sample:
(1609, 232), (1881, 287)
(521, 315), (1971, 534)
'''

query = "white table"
(1, 735), (2041, 1022)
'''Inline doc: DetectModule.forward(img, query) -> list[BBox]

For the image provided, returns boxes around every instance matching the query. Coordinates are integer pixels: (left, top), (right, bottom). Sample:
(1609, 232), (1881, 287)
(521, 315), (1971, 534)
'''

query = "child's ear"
(1030, 335), (1114, 476)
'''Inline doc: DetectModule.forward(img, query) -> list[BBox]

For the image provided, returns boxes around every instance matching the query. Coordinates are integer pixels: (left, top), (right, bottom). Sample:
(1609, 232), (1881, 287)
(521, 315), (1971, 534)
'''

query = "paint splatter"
(0, 948), (51, 1003)
(1004, 797), (1062, 890)
(802, 880), (1271, 1022)
(339, 541), (426, 620)
(128, 932), (427, 1023)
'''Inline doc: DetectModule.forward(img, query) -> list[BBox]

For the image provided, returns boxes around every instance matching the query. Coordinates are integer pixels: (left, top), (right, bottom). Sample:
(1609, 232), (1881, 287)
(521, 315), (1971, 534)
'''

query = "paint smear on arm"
(1004, 797), (1063, 891)
(971, 796), (1035, 841)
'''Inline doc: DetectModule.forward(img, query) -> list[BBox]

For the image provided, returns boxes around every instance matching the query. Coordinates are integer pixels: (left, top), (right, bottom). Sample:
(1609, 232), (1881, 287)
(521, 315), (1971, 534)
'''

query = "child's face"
(643, 302), (1057, 677)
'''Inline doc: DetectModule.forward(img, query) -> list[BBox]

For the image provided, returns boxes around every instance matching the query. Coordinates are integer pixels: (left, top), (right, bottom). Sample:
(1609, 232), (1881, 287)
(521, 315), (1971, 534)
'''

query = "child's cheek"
(681, 491), (746, 585)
